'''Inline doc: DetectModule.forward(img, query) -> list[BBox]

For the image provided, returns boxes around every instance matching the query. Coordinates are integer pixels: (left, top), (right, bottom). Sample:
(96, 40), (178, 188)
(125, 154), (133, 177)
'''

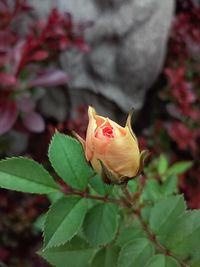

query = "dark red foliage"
(159, 0), (200, 208)
(16, 8), (89, 76)
(168, 0), (200, 61)
(165, 67), (199, 118)
(140, 0), (200, 209)
(0, 1), (89, 136)
(167, 121), (199, 153)
(0, 98), (18, 135)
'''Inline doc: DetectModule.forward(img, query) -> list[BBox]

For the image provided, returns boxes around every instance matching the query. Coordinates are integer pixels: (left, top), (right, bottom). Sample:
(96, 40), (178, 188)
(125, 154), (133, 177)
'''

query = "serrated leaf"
(83, 203), (118, 246)
(167, 161), (192, 176)
(158, 154), (168, 175)
(118, 238), (154, 267)
(89, 174), (113, 195)
(165, 210), (200, 258)
(39, 236), (95, 267)
(44, 196), (88, 248)
(0, 157), (58, 194)
(144, 254), (180, 267)
(48, 133), (93, 190)
(149, 195), (186, 236)
(90, 246), (120, 267)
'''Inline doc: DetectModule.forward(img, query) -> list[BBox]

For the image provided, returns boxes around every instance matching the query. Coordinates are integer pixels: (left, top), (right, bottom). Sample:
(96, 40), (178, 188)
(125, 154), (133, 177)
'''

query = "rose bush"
(76, 106), (143, 183)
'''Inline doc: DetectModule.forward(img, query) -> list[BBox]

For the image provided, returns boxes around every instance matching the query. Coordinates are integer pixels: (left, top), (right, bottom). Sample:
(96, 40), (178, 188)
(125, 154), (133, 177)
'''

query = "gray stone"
(30, 0), (175, 118)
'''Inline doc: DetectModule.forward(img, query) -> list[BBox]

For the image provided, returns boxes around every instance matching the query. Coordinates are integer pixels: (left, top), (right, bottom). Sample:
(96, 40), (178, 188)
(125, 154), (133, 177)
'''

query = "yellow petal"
(85, 106), (97, 160)
(125, 109), (138, 142)
(104, 127), (140, 178)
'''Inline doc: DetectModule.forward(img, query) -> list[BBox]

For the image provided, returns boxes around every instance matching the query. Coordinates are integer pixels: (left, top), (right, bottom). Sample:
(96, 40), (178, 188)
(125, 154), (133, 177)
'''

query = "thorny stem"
(132, 174), (146, 202)
(62, 181), (190, 267)
(63, 186), (126, 207)
(121, 179), (190, 267)
(133, 209), (190, 267)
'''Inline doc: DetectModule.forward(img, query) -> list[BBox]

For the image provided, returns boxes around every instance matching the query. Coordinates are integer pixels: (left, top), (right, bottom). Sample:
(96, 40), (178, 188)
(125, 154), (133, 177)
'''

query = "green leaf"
(165, 210), (200, 258)
(192, 262), (200, 267)
(48, 191), (64, 203)
(39, 236), (95, 267)
(127, 179), (138, 193)
(144, 255), (180, 267)
(83, 203), (118, 246)
(44, 196), (88, 248)
(118, 238), (154, 267)
(34, 213), (47, 232)
(191, 251), (200, 266)
(149, 195), (186, 236)
(0, 157), (58, 194)
(89, 174), (113, 195)
(142, 179), (162, 202)
(90, 246), (120, 267)
(158, 154), (168, 175)
(167, 161), (193, 176)
(161, 175), (178, 196)
(48, 133), (93, 190)
(116, 225), (145, 247)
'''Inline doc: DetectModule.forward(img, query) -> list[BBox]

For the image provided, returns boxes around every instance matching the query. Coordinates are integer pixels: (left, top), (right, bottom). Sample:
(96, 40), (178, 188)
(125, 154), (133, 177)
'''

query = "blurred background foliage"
(0, 0), (200, 266)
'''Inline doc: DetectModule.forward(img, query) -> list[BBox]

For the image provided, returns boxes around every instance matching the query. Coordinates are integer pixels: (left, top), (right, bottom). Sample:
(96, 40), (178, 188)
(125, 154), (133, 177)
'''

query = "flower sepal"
(99, 160), (135, 185)
(135, 150), (150, 176)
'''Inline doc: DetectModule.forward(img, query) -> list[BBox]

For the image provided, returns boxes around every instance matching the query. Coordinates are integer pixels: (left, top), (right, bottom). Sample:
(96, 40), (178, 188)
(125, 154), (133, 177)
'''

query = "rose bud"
(75, 106), (148, 184)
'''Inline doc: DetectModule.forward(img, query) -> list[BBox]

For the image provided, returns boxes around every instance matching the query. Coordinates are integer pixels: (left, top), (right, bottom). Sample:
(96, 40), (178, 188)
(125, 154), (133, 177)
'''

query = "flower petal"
(104, 127), (140, 178)
(85, 106), (98, 160)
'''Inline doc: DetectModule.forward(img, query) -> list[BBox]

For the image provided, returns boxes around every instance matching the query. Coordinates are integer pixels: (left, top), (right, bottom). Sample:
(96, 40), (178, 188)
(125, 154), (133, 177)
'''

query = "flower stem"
(63, 186), (126, 207)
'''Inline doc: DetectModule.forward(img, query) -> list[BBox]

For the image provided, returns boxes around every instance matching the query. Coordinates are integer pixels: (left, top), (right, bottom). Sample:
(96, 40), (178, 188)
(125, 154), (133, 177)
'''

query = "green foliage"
(149, 195), (186, 236)
(39, 236), (95, 267)
(167, 161), (193, 176)
(0, 157), (58, 194)
(116, 224), (145, 247)
(90, 246), (120, 267)
(165, 210), (200, 258)
(144, 255), (180, 267)
(83, 203), (118, 246)
(118, 238), (154, 267)
(0, 133), (199, 267)
(157, 154), (168, 176)
(48, 133), (93, 190)
(89, 174), (113, 195)
(34, 213), (47, 232)
(44, 196), (88, 248)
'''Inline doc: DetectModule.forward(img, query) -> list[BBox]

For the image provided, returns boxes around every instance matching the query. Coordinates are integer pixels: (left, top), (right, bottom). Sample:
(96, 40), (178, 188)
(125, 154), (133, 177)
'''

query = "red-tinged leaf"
(0, 98), (18, 135)
(17, 96), (35, 113)
(11, 41), (25, 75)
(0, 72), (17, 87)
(23, 112), (45, 133)
(29, 50), (49, 61)
(28, 69), (69, 88)
(0, 53), (8, 67)
(75, 38), (90, 52)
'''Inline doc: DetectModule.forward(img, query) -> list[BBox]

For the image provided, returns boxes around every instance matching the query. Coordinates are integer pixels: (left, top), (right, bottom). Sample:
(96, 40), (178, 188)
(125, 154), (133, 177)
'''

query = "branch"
(134, 209), (190, 267)
(63, 187), (126, 207)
